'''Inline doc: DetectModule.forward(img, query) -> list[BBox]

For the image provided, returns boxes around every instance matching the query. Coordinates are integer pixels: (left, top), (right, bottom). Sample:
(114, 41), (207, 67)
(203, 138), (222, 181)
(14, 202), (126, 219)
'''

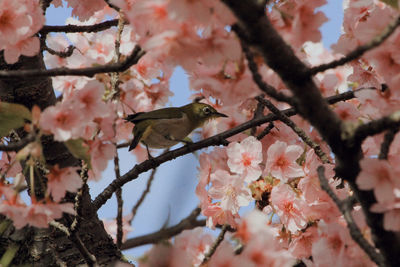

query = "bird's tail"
(128, 136), (141, 151)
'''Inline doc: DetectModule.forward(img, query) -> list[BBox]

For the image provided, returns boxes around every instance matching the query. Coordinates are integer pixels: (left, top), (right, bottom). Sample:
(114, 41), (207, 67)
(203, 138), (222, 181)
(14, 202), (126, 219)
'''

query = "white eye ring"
(203, 106), (211, 114)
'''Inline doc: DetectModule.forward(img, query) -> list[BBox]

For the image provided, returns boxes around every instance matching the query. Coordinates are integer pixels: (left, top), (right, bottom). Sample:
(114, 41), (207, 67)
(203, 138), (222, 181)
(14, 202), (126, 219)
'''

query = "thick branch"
(121, 208), (205, 250)
(223, 1), (400, 265)
(0, 45), (145, 79)
(223, 0), (344, 159)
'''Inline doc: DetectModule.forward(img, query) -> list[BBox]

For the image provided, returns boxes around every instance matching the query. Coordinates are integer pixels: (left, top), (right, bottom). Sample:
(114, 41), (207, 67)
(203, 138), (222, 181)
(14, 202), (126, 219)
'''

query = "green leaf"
(0, 102), (31, 137)
(380, 0), (398, 8)
(65, 139), (91, 168)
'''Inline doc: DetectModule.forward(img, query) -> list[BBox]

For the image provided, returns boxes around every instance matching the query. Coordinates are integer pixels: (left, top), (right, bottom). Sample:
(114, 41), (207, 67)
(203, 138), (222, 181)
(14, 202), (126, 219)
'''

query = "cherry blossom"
(265, 141), (305, 182)
(227, 136), (263, 183)
(356, 157), (400, 203)
(271, 184), (309, 233)
(46, 165), (83, 202)
(0, 152), (22, 178)
(208, 170), (252, 214)
(2, 0), (400, 265)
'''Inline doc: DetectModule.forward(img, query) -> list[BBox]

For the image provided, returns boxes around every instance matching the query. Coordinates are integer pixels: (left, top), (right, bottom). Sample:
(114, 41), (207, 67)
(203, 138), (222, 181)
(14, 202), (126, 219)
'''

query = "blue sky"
(44, 0), (344, 262)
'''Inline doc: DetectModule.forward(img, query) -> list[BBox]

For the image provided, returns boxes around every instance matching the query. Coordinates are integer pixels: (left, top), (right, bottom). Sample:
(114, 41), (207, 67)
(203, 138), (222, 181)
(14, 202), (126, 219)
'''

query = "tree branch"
(92, 89), (361, 210)
(317, 166), (386, 267)
(352, 110), (400, 145)
(234, 25), (295, 105)
(256, 95), (330, 163)
(121, 208), (205, 250)
(201, 224), (228, 265)
(39, 19), (119, 35)
(379, 127), (399, 160)
(0, 133), (36, 151)
(0, 45), (145, 79)
(309, 16), (400, 75)
(128, 168), (157, 225)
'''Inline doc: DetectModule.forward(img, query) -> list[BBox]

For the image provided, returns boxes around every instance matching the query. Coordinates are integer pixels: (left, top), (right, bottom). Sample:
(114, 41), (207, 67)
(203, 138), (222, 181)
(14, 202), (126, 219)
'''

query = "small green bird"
(125, 103), (228, 153)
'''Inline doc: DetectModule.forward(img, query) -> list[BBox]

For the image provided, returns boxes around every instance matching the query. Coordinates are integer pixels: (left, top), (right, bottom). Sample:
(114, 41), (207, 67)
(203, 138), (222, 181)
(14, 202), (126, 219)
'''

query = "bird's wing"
(124, 107), (183, 123)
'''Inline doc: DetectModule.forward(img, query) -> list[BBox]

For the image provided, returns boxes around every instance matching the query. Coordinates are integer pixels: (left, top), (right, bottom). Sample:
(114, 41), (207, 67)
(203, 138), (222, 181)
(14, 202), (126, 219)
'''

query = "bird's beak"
(215, 112), (228, 118)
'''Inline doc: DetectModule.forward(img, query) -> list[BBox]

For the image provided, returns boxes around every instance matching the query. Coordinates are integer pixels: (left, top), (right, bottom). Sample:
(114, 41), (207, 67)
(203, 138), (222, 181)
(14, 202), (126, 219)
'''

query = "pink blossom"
(39, 102), (84, 141)
(0, 0), (31, 45)
(235, 210), (296, 266)
(25, 202), (75, 228)
(207, 240), (248, 267)
(139, 242), (192, 267)
(196, 153), (212, 209)
(71, 80), (108, 119)
(334, 101), (361, 121)
(311, 220), (374, 267)
(0, 152), (22, 178)
(289, 226), (318, 259)
(371, 195), (400, 231)
(88, 138), (115, 180)
(202, 203), (239, 229)
(356, 158), (400, 203)
(46, 165), (83, 202)
(235, 210), (273, 244)
(239, 236), (295, 267)
(66, 0), (107, 21)
(265, 141), (304, 182)
(0, 0), (44, 64)
(174, 228), (213, 266)
(271, 184), (309, 232)
(0, 200), (29, 229)
(3, 36), (40, 64)
(209, 170), (252, 214)
(227, 136), (263, 183)
(0, 200), (75, 229)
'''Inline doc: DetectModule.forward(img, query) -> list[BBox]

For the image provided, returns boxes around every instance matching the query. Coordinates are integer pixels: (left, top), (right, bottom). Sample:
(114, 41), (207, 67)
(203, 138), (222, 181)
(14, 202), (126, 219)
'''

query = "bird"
(125, 102), (228, 157)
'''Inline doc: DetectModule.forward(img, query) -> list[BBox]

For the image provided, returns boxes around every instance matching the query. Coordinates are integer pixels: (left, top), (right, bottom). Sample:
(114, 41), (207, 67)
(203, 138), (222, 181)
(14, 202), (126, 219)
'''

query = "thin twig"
(70, 163), (88, 233)
(39, 19), (119, 35)
(0, 133), (36, 152)
(256, 96), (330, 163)
(114, 153), (123, 249)
(110, 14), (126, 249)
(309, 16), (400, 75)
(45, 45), (77, 58)
(378, 127), (399, 160)
(256, 122), (274, 140)
(128, 168), (157, 224)
(250, 100), (265, 136)
(116, 142), (129, 149)
(201, 224), (229, 265)
(121, 207), (205, 250)
(352, 110), (400, 145)
(0, 45), (145, 79)
(234, 25), (294, 105)
(317, 166), (386, 267)
(92, 89), (362, 210)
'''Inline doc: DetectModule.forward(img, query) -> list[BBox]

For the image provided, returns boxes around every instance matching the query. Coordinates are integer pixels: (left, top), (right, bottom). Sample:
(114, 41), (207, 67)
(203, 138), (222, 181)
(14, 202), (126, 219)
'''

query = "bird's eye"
(203, 106), (211, 114)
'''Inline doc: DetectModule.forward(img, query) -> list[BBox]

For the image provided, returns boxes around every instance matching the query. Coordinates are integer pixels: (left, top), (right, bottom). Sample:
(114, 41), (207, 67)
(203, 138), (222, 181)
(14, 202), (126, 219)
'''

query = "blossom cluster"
(0, 0), (400, 266)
